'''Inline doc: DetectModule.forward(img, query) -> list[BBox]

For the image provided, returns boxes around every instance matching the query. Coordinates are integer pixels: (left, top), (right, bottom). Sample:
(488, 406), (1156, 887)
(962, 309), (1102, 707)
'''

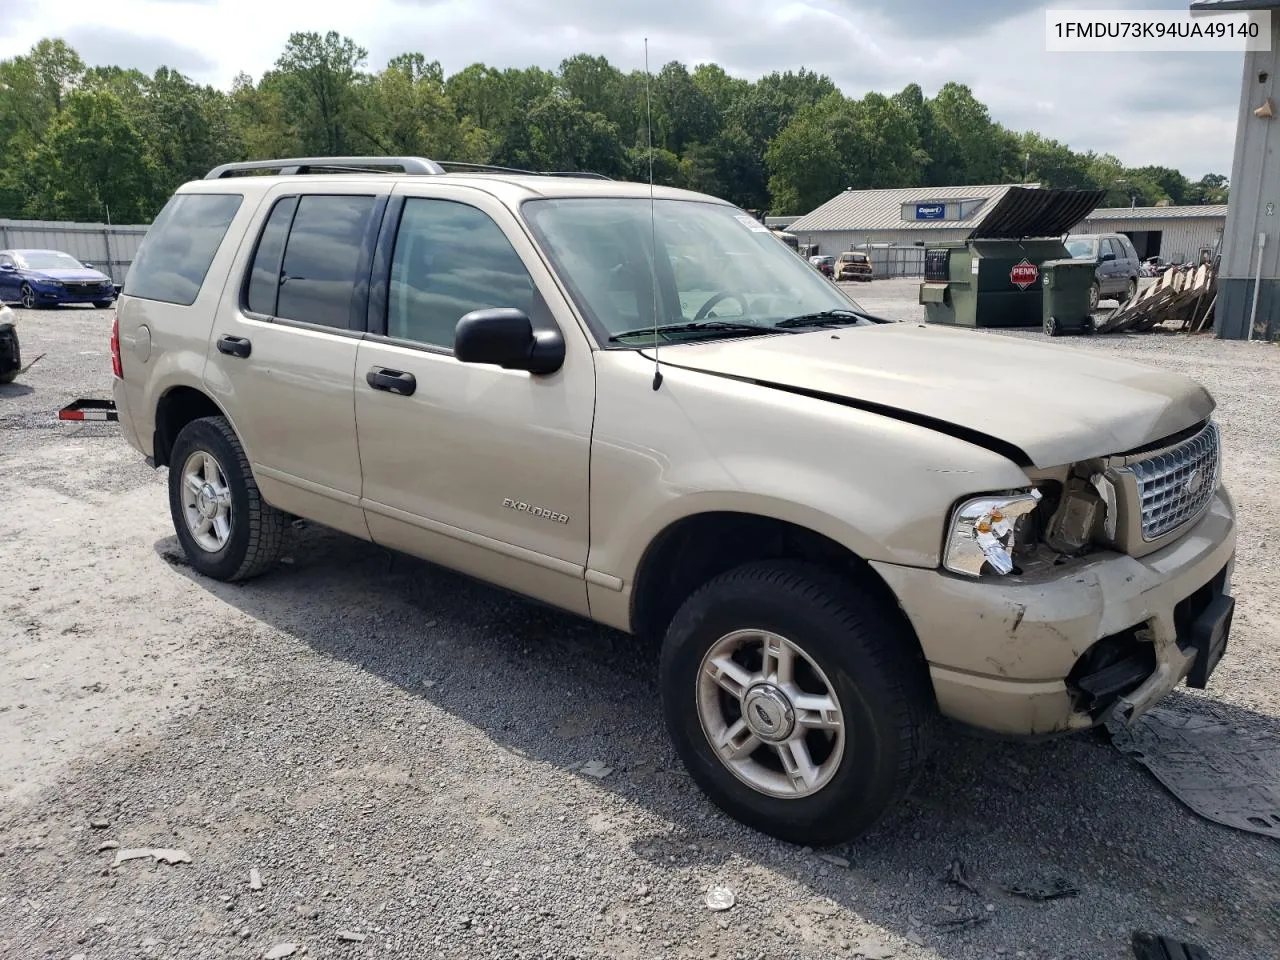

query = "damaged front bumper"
(871, 486), (1236, 737)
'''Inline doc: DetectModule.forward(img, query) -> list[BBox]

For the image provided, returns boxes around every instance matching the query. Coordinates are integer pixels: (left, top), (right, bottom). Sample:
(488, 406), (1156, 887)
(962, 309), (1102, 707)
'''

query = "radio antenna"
(644, 37), (663, 391)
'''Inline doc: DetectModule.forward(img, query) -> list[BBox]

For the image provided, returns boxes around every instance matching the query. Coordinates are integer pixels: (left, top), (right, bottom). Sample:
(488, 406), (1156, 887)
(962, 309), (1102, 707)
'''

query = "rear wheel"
(1120, 278), (1138, 304)
(659, 561), (934, 846)
(1044, 315), (1061, 337)
(1088, 281), (1100, 312)
(168, 416), (285, 581)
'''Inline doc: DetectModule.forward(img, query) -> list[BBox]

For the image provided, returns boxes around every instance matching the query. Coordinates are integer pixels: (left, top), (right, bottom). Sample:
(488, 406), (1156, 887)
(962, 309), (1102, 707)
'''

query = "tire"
(1120, 278), (1138, 305)
(1044, 315), (1060, 337)
(0, 324), (19, 383)
(168, 416), (285, 582)
(19, 283), (36, 310)
(1088, 281), (1100, 312)
(659, 560), (934, 846)
(93, 301), (114, 309)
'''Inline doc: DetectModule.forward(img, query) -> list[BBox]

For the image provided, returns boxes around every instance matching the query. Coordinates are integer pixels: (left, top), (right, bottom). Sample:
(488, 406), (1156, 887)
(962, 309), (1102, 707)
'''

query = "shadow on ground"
(158, 522), (1280, 958)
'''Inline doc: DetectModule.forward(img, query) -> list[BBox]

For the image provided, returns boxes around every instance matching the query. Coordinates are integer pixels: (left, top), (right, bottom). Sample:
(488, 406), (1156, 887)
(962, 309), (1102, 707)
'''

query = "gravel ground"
(2, 292), (1279, 960)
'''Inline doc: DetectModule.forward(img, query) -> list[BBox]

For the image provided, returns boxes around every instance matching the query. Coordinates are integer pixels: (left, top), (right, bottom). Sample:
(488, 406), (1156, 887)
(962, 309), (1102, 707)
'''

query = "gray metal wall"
(1217, 15), (1279, 339)
(0, 219), (150, 285)
(1074, 216), (1225, 265)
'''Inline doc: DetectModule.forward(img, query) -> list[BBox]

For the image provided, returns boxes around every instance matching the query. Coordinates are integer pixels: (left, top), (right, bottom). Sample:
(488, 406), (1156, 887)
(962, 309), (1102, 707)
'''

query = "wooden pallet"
(1095, 260), (1219, 335)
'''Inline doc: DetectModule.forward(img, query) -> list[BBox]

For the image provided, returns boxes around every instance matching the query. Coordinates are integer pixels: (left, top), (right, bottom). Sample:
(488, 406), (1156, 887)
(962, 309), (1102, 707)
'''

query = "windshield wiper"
(607, 320), (779, 343)
(774, 309), (869, 329)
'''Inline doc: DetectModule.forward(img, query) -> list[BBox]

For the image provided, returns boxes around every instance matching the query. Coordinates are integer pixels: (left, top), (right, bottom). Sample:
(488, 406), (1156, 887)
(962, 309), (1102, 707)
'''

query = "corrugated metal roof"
(1078, 204), (1229, 221)
(787, 183), (1037, 233)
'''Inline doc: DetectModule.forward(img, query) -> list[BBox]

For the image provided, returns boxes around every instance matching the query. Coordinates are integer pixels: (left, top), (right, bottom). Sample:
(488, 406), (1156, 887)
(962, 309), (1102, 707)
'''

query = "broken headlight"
(943, 489), (1043, 578)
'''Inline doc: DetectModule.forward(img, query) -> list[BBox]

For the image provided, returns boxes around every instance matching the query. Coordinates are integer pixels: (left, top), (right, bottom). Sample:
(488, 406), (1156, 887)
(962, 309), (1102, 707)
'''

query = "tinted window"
(244, 196), (298, 316)
(276, 195), (376, 329)
(387, 198), (535, 348)
(124, 193), (243, 305)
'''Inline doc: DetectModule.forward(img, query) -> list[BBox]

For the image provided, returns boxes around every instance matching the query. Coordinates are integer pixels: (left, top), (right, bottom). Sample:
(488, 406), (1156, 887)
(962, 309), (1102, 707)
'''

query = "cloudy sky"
(2, 0), (1250, 178)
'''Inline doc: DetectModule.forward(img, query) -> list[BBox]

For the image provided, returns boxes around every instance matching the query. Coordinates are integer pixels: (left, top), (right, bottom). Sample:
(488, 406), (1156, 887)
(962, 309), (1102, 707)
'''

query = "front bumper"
(871, 486), (1237, 736)
(30, 284), (116, 304)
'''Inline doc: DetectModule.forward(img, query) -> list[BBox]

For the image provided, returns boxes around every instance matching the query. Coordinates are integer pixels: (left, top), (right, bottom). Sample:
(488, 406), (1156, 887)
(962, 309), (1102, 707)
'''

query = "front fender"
(585, 351), (1032, 630)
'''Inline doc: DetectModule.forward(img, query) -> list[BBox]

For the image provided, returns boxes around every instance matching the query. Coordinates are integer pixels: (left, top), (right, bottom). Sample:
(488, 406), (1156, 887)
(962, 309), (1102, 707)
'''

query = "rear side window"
(244, 196), (298, 317)
(275, 195), (376, 329)
(124, 193), (243, 305)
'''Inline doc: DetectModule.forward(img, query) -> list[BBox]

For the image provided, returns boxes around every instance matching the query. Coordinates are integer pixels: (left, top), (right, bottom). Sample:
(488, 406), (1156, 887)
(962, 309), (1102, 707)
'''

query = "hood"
(30, 268), (110, 282)
(657, 323), (1214, 467)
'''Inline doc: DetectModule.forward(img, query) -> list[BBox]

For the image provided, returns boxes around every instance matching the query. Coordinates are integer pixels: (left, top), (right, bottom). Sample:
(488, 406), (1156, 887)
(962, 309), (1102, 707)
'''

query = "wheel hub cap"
(742, 684), (795, 742)
(196, 483), (218, 519)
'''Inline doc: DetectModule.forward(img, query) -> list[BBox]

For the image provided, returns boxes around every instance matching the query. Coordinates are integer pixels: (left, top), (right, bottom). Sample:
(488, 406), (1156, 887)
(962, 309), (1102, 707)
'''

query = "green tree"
(273, 31), (369, 155)
(22, 88), (159, 221)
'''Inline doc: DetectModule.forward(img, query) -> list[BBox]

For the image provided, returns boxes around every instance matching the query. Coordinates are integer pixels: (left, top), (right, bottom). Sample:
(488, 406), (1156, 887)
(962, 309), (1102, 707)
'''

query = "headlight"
(944, 489), (1043, 577)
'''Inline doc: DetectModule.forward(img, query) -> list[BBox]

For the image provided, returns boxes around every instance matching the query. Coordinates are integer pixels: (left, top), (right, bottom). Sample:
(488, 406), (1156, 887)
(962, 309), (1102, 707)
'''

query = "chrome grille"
(1121, 421), (1220, 542)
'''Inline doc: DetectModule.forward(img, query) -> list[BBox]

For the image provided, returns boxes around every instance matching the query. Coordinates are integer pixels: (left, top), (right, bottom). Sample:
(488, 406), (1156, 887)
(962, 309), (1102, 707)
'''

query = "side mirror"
(1099, 252), (1116, 263)
(0, 263), (13, 272)
(454, 307), (565, 375)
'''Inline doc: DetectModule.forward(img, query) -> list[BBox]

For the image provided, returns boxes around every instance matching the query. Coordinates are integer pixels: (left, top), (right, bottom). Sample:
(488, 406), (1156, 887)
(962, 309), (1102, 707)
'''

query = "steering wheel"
(694, 291), (747, 320)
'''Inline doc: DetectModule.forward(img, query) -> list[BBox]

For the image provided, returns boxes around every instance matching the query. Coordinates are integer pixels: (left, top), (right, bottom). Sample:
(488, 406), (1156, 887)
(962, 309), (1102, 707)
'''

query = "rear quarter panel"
(116, 187), (268, 456)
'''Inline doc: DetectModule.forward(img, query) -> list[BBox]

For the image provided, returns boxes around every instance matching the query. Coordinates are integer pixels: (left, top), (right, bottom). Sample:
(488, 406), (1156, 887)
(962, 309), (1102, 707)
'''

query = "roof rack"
(205, 157), (446, 179)
(204, 156), (614, 181)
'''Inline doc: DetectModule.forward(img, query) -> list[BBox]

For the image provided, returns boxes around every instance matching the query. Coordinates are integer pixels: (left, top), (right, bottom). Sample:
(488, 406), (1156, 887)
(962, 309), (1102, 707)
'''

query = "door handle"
(217, 335), (252, 359)
(366, 367), (417, 396)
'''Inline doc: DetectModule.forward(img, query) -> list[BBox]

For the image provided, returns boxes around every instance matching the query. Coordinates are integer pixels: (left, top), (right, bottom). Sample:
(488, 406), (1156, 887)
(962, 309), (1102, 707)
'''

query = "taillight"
(110, 312), (122, 379)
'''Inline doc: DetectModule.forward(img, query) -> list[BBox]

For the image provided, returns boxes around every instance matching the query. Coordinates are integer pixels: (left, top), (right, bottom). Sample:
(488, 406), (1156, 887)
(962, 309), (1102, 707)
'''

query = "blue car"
(0, 248), (118, 309)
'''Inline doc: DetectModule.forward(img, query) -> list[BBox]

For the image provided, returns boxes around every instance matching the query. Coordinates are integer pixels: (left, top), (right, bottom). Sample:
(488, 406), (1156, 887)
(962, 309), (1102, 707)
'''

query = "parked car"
(809, 255), (834, 277)
(0, 248), (117, 309)
(112, 157), (1236, 846)
(835, 250), (874, 281)
(1063, 233), (1141, 310)
(0, 304), (19, 384)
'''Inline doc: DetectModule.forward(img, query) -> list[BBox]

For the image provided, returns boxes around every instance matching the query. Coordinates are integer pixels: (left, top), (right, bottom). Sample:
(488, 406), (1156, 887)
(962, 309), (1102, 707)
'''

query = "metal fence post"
(102, 228), (116, 285)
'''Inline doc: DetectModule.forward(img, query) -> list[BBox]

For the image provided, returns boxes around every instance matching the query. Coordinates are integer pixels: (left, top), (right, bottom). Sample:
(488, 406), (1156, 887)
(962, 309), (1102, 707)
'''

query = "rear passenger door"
(352, 185), (595, 616)
(202, 187), (387, 541)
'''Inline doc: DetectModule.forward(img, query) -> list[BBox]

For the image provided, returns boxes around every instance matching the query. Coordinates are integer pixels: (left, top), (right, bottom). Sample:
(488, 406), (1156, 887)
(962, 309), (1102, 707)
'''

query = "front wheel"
(168, 416), (285, 581)
(659, 561), (934, 846)
(93, 300), (114, 309)
(1044, 315), (1061, 337)
(1088, 281), (1100, 312)
(19, 283), (36, 310)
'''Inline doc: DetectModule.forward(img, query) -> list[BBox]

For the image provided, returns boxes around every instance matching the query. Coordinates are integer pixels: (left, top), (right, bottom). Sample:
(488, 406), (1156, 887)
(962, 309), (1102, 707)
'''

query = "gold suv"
(111, 156), (1237, 846)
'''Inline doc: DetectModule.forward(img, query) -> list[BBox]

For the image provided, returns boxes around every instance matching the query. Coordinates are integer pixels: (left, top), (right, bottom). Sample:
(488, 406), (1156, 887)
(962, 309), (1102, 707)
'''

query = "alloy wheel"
(696, 628), (845, 799)
(180, 450), (234, 553)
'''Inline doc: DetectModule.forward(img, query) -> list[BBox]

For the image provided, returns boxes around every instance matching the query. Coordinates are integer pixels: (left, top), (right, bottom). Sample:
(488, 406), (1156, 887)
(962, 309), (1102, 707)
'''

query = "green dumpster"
(1040, 259), (1097, 337)
(920, 187), (1106, 329)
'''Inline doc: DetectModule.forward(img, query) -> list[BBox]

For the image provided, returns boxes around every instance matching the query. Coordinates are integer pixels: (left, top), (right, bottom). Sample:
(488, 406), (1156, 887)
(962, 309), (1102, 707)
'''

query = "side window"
(387, 198), (535, 349)
(275, 194), (377, 329)
(124, 193), (243, 306)
(244, 196), (298, 317)
(1102, 238), (1119, 259)
(0, 254), (12, 267)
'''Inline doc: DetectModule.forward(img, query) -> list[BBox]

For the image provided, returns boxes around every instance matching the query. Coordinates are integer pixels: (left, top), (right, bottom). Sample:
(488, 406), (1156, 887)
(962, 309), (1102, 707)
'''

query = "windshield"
(521, 197), (864, 345)
(1064, 238), (1097, 259)
(18, 251), (85, 270)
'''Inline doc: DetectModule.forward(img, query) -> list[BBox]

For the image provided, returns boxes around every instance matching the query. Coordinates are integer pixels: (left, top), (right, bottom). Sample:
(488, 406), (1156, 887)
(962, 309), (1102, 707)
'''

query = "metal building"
(0, 219), (148, 286)
(1072, 205), (1228, 265)
(785, 183), (1038, 252)
(1190, 0), (1279, 339)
